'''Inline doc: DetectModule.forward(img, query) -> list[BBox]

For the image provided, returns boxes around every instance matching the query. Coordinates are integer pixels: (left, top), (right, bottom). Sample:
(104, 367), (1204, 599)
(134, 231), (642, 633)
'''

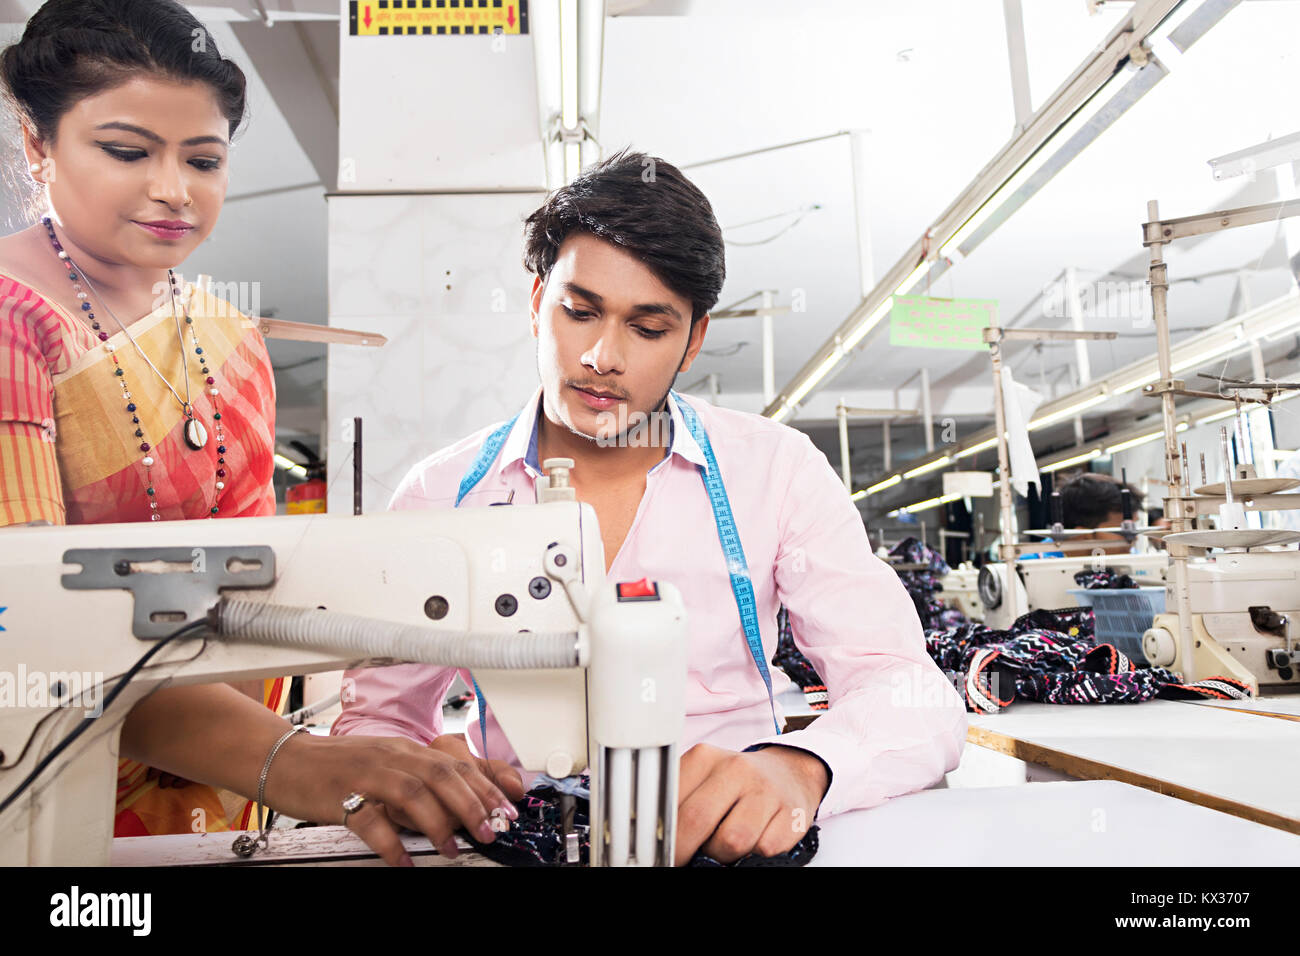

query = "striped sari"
(0, 272), (281, 836)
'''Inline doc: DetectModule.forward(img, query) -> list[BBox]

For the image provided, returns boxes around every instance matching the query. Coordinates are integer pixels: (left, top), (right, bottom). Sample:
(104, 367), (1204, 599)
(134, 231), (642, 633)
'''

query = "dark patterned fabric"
(773, 606), (828, 710)
(1072, 568), (1138, 590)
(461, 774), (820, 867)
(771, 537), (968, 707)
(774, 591), (1252, 718)
(889, 537), (962, 630)
(928, 607), (1252, 714)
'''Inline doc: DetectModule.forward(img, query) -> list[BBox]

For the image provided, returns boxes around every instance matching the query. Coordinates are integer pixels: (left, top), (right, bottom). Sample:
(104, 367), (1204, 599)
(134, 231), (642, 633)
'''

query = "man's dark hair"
(523, 148), (725, 323)
(1059, 473), (1144, 528)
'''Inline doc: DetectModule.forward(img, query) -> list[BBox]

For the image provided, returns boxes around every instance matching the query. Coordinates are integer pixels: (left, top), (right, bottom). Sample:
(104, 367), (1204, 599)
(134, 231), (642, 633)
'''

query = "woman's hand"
(265, 732), (525, 867)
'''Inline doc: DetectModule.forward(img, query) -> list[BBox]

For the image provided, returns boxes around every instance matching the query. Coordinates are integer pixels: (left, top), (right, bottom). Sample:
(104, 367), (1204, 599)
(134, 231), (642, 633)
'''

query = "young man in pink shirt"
(334, 149), (967, 865)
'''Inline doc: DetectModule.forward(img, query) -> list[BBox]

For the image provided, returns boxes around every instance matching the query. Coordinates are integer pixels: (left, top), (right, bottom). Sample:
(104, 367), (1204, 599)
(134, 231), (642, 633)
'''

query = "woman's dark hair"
(523, 148), (726, 323)
(0, 0), (246, 219)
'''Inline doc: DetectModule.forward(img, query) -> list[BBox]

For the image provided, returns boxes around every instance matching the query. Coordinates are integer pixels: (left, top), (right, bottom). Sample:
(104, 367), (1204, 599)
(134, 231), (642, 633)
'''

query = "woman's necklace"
(41, 216), (231, 518)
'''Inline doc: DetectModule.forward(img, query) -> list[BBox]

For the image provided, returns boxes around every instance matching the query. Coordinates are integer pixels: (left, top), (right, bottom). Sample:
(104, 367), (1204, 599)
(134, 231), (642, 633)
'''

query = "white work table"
(112, 779), (1300, 867)
(812, 780), (1300, 866)
(967, 700), (1300, 833)
(1191, 695), (1300, 722)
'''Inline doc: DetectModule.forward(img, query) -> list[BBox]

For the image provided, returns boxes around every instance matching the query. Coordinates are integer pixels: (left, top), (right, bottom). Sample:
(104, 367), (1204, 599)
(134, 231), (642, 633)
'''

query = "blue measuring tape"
(454, 412), (520, 757)
(453, 392), (780, 757)
(670, 390), (780, 734)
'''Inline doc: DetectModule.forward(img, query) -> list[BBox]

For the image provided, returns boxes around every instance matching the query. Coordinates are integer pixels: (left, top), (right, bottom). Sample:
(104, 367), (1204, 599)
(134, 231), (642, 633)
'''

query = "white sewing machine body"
(0, 498), (687, 867)
(975, 552), (1171, 630)
(1143, 548), (1300, 694)
(936, 566), (983, 621)
(971, 547), (1299, 692)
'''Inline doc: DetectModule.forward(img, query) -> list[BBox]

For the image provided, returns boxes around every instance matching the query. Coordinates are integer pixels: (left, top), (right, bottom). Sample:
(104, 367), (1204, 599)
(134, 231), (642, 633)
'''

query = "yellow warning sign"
(349, 0), (528, 36)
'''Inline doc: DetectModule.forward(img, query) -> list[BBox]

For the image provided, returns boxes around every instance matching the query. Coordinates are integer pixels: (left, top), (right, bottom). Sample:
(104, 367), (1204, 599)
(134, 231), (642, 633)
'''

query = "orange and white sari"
(0, 273), (283, 836)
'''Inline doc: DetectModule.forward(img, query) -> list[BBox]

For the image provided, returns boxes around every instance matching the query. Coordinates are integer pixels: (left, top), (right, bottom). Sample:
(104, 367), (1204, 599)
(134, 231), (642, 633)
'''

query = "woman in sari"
(0, 0), (521, 863)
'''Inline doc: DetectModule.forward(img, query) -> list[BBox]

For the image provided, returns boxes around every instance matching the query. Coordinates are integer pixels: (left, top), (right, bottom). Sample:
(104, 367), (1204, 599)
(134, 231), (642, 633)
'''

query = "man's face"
(530, 232), (709, 444)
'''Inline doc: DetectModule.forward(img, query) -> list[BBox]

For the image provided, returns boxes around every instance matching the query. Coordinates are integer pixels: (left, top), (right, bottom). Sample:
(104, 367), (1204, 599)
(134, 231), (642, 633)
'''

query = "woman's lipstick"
(133, 220), (194, 240)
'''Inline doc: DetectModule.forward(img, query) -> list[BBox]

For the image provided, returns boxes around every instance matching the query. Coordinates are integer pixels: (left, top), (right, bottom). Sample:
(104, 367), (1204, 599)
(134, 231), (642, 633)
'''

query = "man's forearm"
(119, 683), (292, 799)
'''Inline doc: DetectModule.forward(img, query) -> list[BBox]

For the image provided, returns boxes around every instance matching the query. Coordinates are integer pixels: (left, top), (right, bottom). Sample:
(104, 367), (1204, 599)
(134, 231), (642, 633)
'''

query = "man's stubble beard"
(545, 335), (689, 447)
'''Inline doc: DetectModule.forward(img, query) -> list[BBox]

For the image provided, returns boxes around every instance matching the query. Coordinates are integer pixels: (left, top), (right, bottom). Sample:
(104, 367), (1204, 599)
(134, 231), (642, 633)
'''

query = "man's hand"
(674, 743), (829, 867)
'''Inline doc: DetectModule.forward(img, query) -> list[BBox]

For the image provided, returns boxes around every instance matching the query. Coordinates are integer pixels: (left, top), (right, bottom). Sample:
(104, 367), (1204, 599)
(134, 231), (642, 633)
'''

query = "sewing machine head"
(974, 553), (1171, 631)
(1143, 548), (1300, 692)
(0, 498), (687, 866)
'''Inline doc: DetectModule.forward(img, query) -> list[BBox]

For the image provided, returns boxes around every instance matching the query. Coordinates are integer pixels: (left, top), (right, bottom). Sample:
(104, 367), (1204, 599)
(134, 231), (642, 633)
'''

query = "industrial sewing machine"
(0, 462), (687, 867)
(973, 552), (1171, 631)
(937, 566), (983, 622)
(1142, 548), (1299, 694)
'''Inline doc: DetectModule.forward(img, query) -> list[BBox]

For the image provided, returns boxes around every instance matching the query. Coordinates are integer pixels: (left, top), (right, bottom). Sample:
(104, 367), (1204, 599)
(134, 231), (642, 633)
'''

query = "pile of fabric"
(1072, 567), (1138, 590)
(889, 537), (966, 630)
(926, 606), (1251, 714)
(769, 538), (1252, 716)
(773, 606), (829, 711)
(772, 537), (962, 712)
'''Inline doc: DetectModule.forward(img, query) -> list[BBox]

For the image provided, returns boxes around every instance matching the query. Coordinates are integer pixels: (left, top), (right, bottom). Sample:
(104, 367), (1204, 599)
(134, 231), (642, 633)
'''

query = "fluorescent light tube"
(1029, 394), (1107, 431)
(866, 474), (902, 495)
(954, 436), (999, 459)
(903, 456), (951, 479)
(842, 299), (893, 351)
(1041, 449), (1101, 473)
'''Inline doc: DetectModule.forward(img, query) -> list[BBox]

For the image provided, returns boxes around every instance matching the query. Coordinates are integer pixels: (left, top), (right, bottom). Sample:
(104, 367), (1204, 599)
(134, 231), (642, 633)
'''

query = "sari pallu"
(49, 280), (276, 524)
(0, 273), (283, 836)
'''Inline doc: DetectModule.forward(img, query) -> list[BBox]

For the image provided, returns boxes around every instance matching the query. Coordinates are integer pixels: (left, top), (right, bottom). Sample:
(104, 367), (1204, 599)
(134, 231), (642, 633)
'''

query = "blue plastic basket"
(1067, 586), (1167, 663)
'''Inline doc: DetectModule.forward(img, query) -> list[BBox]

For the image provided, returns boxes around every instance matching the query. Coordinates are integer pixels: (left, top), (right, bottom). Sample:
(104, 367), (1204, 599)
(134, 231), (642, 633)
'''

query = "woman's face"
(24, 74), (230, 270)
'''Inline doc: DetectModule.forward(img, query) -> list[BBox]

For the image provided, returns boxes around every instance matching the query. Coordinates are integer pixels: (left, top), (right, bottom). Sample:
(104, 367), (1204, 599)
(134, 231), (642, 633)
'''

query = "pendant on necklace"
(185, 416), (208, 450)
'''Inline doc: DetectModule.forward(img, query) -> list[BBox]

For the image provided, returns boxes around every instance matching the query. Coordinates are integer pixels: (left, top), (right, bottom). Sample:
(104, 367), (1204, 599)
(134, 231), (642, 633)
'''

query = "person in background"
(1058, 472), (1144, 555)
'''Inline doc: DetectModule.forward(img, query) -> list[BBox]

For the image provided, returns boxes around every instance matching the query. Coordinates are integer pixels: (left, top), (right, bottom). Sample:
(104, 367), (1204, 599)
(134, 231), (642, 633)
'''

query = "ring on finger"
(341, 791), (369, 826)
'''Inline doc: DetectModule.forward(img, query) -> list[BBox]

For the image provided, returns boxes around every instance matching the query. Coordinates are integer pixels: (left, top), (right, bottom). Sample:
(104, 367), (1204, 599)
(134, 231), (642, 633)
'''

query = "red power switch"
(616, 578), (659, 601)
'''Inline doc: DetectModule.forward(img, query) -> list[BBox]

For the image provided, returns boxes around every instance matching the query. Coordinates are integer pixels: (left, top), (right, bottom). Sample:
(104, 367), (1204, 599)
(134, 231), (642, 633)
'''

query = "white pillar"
(921, 367), (934, 453)
(837, 400), (851, 490)
(762, 289), (775, 407)
(849, 129), (875, 298)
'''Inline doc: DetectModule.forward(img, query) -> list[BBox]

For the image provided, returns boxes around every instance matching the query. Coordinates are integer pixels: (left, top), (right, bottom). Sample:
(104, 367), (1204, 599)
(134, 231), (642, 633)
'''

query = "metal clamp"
(61, 546), (275, 639)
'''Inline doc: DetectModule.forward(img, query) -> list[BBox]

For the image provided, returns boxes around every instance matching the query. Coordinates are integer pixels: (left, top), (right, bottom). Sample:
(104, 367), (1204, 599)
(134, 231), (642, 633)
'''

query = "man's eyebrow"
(560, 282), (604, 306)
(560, 282), (682, 322)
(94, 122), (227, 148)
(630, 301), (683, 322)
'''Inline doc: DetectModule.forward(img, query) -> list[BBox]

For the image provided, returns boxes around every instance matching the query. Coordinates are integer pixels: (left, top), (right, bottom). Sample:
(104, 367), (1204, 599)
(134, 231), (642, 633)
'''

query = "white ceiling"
(2, 0), (1298, 466)
(602, 0), (1300, 403)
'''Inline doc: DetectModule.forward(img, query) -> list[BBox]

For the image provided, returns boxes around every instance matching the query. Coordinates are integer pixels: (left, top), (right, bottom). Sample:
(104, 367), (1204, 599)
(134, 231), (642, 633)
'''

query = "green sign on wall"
(889, 296), (997, 350)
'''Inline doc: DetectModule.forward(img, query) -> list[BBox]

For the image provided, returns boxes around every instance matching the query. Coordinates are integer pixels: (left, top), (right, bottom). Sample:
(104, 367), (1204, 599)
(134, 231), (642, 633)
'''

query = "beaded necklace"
(41, 216), (230, 518)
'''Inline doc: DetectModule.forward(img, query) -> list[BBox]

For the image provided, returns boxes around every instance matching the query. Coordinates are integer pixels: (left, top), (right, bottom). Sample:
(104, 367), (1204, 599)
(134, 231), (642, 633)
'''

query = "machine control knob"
(546, 751), (575, 778)
(543, 458), (575, 488)
(1142, 626), (1176, 667)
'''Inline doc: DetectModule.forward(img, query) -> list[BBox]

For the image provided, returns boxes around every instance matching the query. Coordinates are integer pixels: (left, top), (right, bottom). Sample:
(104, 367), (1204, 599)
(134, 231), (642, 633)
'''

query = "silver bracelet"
(232, 725), (307, 859)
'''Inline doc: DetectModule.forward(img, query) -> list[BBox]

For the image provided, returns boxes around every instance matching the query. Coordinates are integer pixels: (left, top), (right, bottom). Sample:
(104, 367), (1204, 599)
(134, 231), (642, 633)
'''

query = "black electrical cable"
(0, 618), (209, 816)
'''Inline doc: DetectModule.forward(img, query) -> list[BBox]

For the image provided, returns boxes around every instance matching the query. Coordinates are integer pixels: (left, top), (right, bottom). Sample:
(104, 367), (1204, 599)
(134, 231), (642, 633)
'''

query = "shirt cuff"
(742, 741), (834, 819)
(745, 726), (870, 818)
